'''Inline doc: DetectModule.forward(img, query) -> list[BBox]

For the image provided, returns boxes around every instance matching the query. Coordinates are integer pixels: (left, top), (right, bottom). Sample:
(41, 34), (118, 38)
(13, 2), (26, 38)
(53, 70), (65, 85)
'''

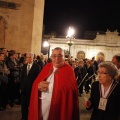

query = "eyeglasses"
(97, 71), (108, 75)
(51, 55), (63, 59)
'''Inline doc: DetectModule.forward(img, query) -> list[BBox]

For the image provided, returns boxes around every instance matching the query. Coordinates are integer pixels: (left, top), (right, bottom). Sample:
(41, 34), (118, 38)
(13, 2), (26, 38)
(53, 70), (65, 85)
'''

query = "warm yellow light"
(67, 41), (74, 44)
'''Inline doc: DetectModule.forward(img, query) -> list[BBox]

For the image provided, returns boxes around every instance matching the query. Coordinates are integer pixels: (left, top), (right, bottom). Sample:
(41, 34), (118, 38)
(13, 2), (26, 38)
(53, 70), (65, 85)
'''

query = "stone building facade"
(0, 0), (44, 55)
(48, 30), (120, 61)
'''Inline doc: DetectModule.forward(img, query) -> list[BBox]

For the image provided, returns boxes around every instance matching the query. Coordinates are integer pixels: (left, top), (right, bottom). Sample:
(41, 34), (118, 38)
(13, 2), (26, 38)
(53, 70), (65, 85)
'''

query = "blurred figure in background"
(71, 61), (77, 70)
(0, 52), (10, 110)
(75, 60), (87, 96)
(0, 48), (8, 62)
(85, 60), (94, 93)
(36, 55), (44, 70)
(6, 50), (21, 107)
(112, 54), (120, 82)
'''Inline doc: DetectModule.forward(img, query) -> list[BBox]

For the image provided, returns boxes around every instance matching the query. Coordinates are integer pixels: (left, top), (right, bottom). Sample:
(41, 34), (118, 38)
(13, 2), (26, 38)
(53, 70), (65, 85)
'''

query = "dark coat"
(20, 62), (41, 120)
(88, 81), (120, 120)
(87, 65), (94, 78)
(6, 58), (20, 83)
(20, 63), (41, 95)
(74, 66), (87, 83)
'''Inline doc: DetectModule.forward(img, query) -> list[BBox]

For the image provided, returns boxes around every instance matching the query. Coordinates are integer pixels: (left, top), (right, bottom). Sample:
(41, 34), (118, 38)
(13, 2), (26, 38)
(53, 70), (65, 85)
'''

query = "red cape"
(28, 62), (79, 120)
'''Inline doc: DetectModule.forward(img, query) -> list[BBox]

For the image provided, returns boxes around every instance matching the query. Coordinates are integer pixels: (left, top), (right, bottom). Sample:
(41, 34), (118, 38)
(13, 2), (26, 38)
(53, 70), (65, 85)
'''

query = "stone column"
(0, 0), (45, 55)
(31, 0), (45, 55)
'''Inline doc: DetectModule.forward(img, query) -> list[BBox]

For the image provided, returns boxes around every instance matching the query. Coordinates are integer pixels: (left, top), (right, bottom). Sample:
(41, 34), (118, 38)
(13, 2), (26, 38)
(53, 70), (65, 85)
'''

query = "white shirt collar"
(101, 80), (113, 98)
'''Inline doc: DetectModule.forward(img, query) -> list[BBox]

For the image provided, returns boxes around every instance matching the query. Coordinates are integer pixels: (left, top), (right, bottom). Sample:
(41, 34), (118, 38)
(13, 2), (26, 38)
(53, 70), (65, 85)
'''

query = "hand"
(84, 100), (91, 108)
(38, 81), (50, 92)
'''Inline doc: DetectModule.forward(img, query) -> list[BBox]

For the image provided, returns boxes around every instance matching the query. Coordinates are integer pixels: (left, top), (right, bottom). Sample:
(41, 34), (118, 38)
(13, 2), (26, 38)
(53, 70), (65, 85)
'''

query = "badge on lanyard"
(98, 80), (118, 111)
(98, 98), (107, 111)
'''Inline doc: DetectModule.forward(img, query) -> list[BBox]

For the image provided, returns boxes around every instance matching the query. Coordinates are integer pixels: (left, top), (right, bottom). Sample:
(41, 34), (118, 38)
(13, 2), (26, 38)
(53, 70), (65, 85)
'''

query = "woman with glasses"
(84, 61), (120, 120)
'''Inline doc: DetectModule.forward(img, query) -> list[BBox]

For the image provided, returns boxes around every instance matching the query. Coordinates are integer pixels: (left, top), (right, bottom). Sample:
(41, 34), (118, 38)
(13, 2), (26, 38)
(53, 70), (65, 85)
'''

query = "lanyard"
(99, 80), (118, 99)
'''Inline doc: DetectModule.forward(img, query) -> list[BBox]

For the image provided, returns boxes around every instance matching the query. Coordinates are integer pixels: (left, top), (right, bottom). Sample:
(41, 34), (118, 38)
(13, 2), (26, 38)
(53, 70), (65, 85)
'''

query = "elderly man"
(20, 52), (41, 120)
(28, 47), (79, 120)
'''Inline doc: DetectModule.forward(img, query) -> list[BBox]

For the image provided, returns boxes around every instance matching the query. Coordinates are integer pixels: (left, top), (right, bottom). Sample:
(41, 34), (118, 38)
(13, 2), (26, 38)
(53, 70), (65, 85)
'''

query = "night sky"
(43, 0), (120, 38)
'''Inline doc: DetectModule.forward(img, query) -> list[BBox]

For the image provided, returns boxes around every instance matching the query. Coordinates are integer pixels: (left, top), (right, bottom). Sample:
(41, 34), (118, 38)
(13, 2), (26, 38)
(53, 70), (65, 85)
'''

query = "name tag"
(98, 98), (107, 111)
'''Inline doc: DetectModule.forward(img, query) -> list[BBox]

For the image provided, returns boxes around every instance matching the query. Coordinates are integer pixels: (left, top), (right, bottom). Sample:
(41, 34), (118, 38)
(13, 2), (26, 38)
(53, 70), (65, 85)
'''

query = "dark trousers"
(0, 83), (7, 108)
(21, 92), (30, 120)
(85, 79), (92, 93)
(7, 77), (20, 105)
(78, 82), (84, 94)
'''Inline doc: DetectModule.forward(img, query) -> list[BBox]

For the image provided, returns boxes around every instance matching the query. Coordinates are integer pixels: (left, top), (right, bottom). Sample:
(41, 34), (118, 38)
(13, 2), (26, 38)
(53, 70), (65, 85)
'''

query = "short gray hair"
(53, 47), (63, 51)
(52, 47), (64, 55)
(98, 61), (118, 78)
(26, 52), (34, 58)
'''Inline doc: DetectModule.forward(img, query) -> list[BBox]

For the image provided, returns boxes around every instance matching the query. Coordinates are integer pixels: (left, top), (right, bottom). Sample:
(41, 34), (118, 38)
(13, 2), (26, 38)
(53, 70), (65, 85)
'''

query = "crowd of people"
(0, 48), (48, 111)
(0, 47), (120, 120)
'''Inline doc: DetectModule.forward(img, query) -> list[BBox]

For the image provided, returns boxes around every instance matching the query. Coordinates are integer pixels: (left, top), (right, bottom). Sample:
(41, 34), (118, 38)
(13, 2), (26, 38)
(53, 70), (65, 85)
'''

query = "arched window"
(77, 51), (85, 60)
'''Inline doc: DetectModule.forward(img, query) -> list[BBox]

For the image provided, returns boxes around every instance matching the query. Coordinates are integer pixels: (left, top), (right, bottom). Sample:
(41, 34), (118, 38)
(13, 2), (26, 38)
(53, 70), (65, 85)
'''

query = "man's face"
(2, 49), (7, 54)
(26, 53), (33, 64)
(78, 62), (83, 67)
(0, 54), (4, 61)
(112, 57), (120, 69)
(51, 49), (64, 68)
(72, 62), (76, 68)
(11, 54), (16, 59)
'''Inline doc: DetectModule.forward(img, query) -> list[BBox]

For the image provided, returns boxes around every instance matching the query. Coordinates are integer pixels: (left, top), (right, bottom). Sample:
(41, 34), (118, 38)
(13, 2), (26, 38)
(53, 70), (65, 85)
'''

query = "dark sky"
(43, 0), (120, 38)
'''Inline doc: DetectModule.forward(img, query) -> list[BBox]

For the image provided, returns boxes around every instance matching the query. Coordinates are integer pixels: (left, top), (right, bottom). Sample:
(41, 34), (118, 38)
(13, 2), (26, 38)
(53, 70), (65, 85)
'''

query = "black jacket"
(20, 63), (41, 95)
(87, 81), (120, 120)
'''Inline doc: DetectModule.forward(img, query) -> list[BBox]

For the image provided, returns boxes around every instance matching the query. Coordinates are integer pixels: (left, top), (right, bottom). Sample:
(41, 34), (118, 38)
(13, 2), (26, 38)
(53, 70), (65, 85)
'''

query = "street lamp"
(43, 41), (50, 58)
(66, 27), (75, 55)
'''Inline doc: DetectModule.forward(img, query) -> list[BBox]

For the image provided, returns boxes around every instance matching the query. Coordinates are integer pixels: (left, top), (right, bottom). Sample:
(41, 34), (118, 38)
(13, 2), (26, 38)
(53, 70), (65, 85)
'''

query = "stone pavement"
(79, 93), (92, 120)
(0, 93), (92, 120)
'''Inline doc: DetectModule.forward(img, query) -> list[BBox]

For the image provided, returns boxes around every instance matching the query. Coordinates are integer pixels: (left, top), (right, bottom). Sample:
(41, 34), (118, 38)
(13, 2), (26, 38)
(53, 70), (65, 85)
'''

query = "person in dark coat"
(6, 50), (20, 107)
(20, 52), (41, 120)
(85, 60), (94, 93)
(0, 52), (10, 110)
(74, 60), (87, 96)
(84, 62), (120, 120)
(36, 55), (44, 70)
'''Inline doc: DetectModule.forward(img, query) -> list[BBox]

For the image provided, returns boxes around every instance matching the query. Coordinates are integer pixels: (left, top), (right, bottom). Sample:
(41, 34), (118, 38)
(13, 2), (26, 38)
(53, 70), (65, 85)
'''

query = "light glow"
(66, 27), (75, 38)
(43, 41), (49, 47)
